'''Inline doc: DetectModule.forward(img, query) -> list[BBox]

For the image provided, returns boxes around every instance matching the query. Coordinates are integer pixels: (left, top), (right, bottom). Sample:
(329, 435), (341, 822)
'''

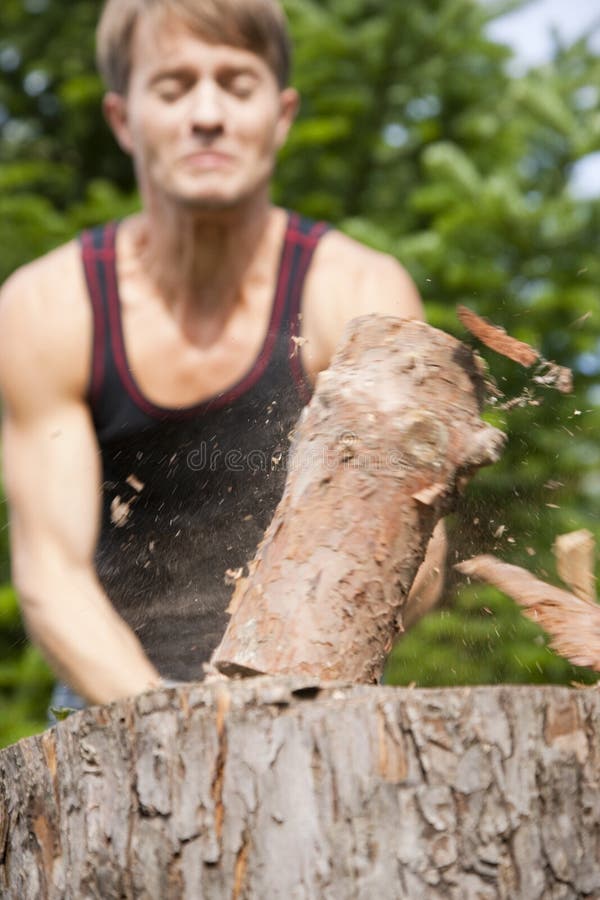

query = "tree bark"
(212, 316), (505, 681)
(2, 680), (600, 899)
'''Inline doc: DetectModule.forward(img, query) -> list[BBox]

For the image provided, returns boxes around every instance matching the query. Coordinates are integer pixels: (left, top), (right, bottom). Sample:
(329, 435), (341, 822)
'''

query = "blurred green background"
(1, 0), (600, 747)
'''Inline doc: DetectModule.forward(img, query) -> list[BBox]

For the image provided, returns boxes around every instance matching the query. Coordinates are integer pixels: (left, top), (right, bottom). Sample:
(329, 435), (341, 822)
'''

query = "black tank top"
(80, 212), (329, 680)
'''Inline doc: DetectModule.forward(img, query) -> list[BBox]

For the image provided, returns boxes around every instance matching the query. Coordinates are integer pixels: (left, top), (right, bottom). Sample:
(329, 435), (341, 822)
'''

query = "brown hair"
(96, 0), (292, 93)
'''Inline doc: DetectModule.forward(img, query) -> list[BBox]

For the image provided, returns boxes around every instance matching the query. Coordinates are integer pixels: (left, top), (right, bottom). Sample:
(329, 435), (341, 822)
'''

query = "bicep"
(0, 260), (97, 588)
(3, 401), (101, 593)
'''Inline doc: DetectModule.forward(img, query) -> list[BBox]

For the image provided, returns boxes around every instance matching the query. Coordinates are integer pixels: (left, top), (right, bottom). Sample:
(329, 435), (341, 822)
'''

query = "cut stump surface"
(2, 680), (600, 899)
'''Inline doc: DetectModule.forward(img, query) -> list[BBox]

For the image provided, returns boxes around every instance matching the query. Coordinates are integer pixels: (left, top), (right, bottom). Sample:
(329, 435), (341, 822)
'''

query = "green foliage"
(385, 581), (598, 687)
(1, 457), (54, 746)
(0, 584), (53, 747)
(1, 0), (600, 746)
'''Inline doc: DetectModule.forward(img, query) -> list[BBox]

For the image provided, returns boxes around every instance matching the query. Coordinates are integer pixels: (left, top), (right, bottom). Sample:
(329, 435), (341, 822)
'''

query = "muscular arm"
(0, 259), (161, 704)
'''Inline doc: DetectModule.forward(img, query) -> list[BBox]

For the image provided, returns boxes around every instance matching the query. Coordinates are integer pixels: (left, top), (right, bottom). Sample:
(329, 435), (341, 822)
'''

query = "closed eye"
(153, 77), (190, 102)
(223, 73), (259, 98)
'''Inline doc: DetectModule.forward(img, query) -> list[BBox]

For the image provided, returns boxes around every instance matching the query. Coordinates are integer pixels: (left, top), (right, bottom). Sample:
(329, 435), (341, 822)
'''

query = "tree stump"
(1, 680), (600, 899)
(212, 316), (505, 682)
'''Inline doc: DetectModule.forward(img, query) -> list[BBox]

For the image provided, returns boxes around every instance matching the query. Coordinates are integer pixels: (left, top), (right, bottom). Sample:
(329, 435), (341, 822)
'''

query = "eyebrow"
(148, 67), (193, 86)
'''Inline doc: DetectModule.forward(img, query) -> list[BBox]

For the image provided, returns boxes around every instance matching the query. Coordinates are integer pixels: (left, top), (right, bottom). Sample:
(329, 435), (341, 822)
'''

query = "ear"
(103, 92), (134, 155)
(274, 87), (300, 150)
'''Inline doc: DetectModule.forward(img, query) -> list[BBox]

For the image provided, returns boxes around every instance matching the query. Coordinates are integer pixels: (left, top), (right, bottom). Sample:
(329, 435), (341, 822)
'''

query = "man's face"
(105, 13), (298, 210)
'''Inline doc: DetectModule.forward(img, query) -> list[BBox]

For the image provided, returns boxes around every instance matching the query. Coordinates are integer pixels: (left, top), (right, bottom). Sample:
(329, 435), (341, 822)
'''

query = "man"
(0, 0), (445, 709)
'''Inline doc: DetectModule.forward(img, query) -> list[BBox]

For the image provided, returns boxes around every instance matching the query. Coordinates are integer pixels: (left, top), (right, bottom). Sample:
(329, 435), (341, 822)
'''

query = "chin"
(180, 194), (240, 211)
(170, 183), (265, 215)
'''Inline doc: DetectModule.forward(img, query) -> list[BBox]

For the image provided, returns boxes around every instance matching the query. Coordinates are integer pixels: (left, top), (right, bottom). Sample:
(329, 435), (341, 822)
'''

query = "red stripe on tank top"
(81, 229), (106, 406)
(103, 214), (296, 420)
(288, 221), (329, 404)
(283, 226), (328, 248)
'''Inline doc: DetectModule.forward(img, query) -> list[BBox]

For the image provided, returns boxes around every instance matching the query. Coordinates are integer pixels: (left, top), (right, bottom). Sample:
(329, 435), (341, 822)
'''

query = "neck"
(126, 192), (280, 319)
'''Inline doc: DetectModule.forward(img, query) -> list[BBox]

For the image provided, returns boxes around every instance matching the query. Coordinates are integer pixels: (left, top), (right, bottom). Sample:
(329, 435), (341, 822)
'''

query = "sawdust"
(126, 474), (145, 493)
(290, 335), (308, 357)
(110, 496), (133, 528)
(225, 567), (244, 586)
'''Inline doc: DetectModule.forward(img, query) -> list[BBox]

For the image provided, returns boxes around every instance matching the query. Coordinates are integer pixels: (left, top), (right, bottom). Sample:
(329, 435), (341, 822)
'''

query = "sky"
(485, 0), (600, 70)
(483, 0), (600, 197)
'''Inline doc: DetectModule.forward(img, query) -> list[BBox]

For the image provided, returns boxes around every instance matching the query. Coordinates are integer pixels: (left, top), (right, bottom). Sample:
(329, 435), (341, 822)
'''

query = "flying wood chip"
(457, 305), (540, 368)
(456, 553), (600, 673)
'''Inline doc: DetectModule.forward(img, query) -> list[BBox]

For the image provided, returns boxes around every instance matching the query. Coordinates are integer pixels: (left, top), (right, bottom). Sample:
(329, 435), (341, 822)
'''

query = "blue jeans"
(47, 682), (87, 726)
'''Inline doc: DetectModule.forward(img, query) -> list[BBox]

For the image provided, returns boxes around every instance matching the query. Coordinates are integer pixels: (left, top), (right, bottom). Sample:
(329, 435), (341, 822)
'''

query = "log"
(212, 316), (505, 682)
(2, 680), (600, 899)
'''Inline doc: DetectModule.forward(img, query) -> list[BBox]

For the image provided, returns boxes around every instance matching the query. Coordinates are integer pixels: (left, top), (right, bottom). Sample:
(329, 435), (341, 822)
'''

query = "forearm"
(18, 569), (161, 705)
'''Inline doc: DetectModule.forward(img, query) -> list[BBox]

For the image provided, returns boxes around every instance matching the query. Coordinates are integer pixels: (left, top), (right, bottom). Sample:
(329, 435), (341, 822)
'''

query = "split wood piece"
(212, 315), (505, 682)
(457, 305), (573, 393)
(554, 529), (597, 604)
(456, 551), (600, 672)
(3, 680), (600, 899)
(457, 305), (539, 367)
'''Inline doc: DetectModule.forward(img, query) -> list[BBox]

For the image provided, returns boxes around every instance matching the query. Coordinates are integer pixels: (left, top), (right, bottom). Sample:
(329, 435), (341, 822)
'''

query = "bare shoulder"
(0, 239), (86, 309)
(313, 229), (422, 316)
(301, 228), (424, 376)
(0, 240), (91, 413)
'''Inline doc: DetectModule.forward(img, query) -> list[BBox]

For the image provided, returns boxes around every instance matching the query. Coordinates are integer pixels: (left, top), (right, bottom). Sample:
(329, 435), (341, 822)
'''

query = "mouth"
(181, 151), (234, 169)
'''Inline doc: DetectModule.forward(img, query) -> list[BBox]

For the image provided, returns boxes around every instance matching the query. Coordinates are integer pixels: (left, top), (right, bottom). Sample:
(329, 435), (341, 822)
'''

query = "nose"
(189, 80), (225, 137)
